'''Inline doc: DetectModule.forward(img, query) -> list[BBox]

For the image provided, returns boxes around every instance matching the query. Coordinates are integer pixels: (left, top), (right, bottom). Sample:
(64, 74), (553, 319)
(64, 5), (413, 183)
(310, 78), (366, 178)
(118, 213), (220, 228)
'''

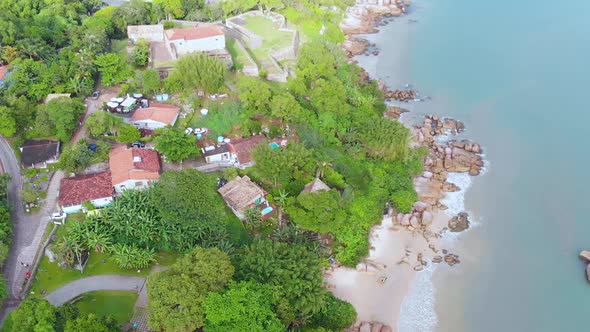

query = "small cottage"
(20, 140), (60, 169)
(59, 172), (114, 213)
(130, 103), (180, 130)
(109, 146), (161, 193)
(218, 176), (274, 220)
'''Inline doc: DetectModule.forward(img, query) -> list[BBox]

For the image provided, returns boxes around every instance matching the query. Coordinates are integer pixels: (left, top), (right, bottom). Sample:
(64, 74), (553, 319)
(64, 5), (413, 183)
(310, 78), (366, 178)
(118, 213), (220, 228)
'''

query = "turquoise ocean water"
(356, 0), (590, 331)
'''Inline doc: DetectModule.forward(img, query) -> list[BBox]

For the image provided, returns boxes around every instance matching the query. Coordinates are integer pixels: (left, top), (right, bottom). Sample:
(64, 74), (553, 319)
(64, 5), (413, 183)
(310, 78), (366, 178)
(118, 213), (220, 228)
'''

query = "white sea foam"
(398, 171), (476, 332)
(441, 172), (472, 216)
(398, 265), (438, 332)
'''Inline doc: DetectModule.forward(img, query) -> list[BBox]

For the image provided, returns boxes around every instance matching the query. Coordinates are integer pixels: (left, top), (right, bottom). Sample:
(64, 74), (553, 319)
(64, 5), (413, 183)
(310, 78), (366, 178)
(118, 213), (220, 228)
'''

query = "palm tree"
(275, 189), (289, 229)
(86, 232), (111, 253)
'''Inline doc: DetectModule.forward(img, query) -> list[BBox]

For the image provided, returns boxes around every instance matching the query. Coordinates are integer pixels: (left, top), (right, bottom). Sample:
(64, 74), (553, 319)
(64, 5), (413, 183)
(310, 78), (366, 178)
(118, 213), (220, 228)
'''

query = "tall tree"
(203, 281), (284, 332)
(8, 298), (57, 332)
(85, 111), (123, 137)
(94, 53), (131, 86)
(287, 189), (347, 234)
(44, 97), (85, 141)
(0, 106), (17, 137)
(154, 126), (199, 162)
(165, 53), (226, 94)
(148, 247), (234, 332)
(236, 240), (327, 325)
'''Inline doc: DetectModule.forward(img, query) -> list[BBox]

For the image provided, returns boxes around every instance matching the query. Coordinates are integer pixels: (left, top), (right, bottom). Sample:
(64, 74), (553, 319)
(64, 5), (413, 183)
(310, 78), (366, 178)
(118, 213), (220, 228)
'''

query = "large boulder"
(579, 251), (590, 263)
(371, 323), (383, 332)
(413, 201), (429, 212)
(448, 212), (470, 232)
(421, 211), (434, 225)
(401, 214), (411, 226)
(360, 322), (371, 332)
(409, 215), (420, 228)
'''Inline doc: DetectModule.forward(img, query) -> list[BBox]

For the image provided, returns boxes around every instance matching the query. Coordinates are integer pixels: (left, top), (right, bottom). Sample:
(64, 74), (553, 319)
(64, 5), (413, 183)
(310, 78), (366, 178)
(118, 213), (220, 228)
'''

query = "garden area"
(21, 168), (51, 214)
(30, 212), (179, 296)
(74, 290), (138, 325)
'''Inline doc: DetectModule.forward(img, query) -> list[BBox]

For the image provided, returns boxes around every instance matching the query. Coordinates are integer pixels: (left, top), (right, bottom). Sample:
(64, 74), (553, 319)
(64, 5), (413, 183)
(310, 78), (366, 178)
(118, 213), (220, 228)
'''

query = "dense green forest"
(1, 0), (424, 330)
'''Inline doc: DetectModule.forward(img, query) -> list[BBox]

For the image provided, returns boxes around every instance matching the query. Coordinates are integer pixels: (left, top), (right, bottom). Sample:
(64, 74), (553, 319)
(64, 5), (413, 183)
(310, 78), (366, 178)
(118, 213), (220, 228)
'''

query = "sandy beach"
(328, 4), (486, 331)
(325, 207), (451, 330)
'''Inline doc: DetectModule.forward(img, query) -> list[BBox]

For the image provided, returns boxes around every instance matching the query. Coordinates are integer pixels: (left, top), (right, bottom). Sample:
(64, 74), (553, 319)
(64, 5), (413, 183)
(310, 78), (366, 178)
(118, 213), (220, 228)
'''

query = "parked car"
(51, 212), (66, 220)
(91, 91), (100, 100)
(131, 141), (145, 148)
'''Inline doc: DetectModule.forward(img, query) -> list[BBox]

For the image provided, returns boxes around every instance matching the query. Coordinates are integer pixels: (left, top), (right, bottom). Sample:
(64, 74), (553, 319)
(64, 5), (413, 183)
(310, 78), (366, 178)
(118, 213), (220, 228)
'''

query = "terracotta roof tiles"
(59, 172), (113, 207)
(109, 147), (161, 186)
(130, 103), (180, 126)
(164, 25), (224, 41)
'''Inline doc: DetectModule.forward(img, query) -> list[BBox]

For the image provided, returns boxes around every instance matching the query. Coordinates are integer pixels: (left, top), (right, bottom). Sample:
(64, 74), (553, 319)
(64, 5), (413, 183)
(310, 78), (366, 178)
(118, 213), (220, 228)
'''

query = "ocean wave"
(398, 265), (438, 332)
(441, 172), (472, 216)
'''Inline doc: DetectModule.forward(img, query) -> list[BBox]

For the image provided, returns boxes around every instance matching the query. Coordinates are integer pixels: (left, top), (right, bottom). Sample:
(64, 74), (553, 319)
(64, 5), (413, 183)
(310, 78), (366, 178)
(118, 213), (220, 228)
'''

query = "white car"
(185, 128), (194, 135)
(51, 212), (66, 220)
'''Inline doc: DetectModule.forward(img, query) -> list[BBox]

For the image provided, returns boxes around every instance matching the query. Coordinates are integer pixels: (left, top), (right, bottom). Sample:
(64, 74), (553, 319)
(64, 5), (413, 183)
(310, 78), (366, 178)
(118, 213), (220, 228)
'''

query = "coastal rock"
(421, 211), (434, 225)
(442, 182), (460, 192)
(444, 254), (460, 266)
(385, 89), (417, 102)
(409, 215), (420, 228)
(401, 214), (411, 226)
(448, 212), (470, 232)
(413, 264), (424, 271)
(586, 264), (590, 284)
(432, 255), (443, 263)
(385, 106), (410, 119)
(413, 201), (428, 212)
(371, 323), (383, 332)
(360, 322), (371, 332)
(579, 250), (590, 263)
(422, 171), (433, 179)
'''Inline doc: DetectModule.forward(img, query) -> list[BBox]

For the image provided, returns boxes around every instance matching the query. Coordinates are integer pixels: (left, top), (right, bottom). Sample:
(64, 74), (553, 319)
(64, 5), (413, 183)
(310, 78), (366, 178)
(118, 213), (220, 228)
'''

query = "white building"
(130, 103), (180, 130)
(59, 172), (114, 213)
(164, 25), (226, 58)
(109, 146), (161, 193)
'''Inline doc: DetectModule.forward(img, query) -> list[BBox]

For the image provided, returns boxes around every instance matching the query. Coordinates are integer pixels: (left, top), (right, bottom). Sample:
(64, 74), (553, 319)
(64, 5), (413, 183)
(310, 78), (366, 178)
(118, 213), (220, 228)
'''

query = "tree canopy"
(236, 240), (327, 325)
(148, 247), (234, 331)
(203, 281), (284, 332)
(165, 53), (226, 94)
(44, 97), (85, 141)
(154, 126), (199, 162)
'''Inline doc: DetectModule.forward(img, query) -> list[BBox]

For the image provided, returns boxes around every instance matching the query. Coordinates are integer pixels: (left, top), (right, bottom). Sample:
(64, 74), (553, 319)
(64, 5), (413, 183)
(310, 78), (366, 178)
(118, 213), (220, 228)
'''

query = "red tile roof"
(0, 66), (8, 81)
(130, 103), (180, 126)
(165, 25), (224, 41)
(59, 172), (113, 207)
(230, 135), (266, 164)
(109, 147), (161, 186)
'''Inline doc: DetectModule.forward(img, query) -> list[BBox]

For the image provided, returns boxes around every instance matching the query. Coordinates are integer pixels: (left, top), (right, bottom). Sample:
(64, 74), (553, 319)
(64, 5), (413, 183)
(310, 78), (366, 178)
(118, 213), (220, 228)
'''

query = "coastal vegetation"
(1, 0), (422, 329)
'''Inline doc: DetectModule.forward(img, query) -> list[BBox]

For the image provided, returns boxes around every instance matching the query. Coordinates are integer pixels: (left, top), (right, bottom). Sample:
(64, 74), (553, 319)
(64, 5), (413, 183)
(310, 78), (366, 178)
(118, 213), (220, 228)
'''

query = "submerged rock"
(580, 250), (590, 263)
(448, 212), (470, 232)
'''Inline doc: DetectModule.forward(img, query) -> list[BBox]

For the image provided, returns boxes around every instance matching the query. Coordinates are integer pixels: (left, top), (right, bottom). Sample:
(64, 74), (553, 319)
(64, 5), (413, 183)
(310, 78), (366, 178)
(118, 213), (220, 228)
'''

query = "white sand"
(325, 210), (451, 330)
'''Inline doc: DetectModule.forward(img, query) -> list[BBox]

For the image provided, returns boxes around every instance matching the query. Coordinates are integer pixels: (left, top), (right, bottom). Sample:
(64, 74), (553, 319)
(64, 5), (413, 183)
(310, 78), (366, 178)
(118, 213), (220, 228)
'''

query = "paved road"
(0, 138), (64, 317)
(44, 275), (146, 306)
(0, 95), (108, 319)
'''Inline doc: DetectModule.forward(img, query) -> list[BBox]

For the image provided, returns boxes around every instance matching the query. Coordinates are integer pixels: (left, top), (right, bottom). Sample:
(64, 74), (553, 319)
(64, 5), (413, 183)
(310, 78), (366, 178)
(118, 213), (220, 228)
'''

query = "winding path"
(44, 275), (146, 306)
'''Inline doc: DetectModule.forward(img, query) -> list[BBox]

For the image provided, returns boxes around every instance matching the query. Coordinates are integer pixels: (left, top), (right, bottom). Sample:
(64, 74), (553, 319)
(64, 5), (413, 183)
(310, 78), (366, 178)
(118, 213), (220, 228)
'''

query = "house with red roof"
(203, 135), (267, 168)
(130, 103), (180, 130)
(59, 172), (114, 213)
(109, 146), (161, 193)
(164, 25), (225, 58)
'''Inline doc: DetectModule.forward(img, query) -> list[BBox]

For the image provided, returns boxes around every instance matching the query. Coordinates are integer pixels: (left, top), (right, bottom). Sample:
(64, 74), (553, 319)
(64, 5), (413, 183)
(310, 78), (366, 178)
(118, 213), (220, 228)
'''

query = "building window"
(135, 181), (144, 187)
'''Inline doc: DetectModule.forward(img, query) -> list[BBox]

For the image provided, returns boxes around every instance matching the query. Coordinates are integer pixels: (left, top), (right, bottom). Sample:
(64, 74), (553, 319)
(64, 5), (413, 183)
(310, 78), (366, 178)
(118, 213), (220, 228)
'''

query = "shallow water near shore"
(357, 0), (590, 331)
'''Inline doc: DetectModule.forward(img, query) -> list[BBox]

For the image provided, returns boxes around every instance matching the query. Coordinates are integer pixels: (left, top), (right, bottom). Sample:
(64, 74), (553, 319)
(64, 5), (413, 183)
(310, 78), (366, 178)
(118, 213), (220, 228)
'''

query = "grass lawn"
(74, 290), (137, 324)
(185, 101), (243, 138)
(244, 16), (293, 52)
(31, 252), (149, 296)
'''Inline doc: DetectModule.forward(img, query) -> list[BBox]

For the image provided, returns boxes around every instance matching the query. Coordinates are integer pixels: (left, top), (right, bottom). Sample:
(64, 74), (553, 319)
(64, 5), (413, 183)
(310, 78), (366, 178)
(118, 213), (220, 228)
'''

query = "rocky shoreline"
(338, 3), (486, 332)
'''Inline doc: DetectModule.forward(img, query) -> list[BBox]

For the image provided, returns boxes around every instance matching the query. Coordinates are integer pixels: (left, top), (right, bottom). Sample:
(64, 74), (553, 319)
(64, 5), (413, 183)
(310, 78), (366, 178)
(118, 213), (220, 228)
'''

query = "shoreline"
(327, 3), (485, 331)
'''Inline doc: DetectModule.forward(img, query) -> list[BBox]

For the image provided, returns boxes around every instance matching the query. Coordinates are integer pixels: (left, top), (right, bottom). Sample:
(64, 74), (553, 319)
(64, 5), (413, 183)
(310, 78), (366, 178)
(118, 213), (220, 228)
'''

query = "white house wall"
(61, 197), (113, 213)
(114, 179), (152, 193)
(131, 119), (166, 130)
